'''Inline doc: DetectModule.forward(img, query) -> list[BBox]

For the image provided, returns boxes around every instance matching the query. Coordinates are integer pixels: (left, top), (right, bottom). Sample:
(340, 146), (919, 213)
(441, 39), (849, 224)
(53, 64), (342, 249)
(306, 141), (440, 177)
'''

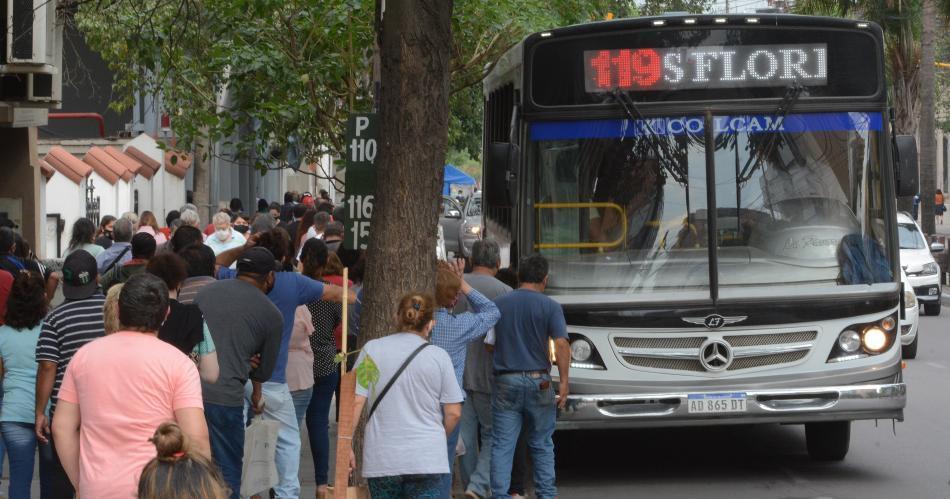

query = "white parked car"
(897, 212), (943, 316)
(899, 268), (919, 359)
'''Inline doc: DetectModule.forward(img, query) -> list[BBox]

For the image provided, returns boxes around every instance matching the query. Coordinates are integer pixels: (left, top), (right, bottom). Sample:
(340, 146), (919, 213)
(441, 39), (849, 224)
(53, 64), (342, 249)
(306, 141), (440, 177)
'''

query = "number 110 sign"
(343, 113), (377, 250)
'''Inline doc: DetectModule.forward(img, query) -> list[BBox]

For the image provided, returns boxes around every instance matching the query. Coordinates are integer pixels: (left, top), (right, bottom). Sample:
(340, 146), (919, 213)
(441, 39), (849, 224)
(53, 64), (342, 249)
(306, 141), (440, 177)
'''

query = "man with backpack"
(95, 218), (134, 275)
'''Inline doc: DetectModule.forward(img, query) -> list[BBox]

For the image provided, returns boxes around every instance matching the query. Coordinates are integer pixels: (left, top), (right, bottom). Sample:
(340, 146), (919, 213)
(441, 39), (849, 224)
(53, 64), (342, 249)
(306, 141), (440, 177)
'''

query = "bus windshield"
(531, 112), (892, 300)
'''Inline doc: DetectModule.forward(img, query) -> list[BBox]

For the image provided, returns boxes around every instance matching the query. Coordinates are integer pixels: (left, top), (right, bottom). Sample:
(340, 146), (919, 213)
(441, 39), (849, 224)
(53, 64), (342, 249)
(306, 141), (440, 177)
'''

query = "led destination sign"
(583, 44), (827, 92)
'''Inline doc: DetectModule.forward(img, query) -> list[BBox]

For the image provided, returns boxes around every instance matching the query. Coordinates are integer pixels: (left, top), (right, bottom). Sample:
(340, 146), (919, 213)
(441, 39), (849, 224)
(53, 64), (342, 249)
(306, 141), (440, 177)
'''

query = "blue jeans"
(291, 388), (312, 426)
(489, 373), (557, 499)
(245, 381), (300, 498)
(439, 419), (462, 497)
(1, 421), (50, 499)
(459, 391), (493, 497)
(205, 403), (245, 499)
(306, 371), (339, 486)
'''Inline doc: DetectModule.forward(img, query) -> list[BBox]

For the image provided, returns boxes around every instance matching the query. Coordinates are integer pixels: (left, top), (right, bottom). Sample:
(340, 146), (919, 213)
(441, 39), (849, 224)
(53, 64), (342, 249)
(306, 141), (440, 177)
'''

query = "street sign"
(343, 113), (377, 250)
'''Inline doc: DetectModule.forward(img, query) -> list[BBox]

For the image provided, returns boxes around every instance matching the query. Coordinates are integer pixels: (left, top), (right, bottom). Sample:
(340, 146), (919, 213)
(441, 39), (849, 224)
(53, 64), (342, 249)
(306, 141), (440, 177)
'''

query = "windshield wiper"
(737, 82), (805, 183)
(610, 89), (688, 185)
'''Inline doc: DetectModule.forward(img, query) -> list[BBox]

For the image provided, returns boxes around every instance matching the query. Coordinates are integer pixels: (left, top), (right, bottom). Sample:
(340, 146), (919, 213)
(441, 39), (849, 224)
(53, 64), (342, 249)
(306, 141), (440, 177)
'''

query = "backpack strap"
(368, 343), (430, 420)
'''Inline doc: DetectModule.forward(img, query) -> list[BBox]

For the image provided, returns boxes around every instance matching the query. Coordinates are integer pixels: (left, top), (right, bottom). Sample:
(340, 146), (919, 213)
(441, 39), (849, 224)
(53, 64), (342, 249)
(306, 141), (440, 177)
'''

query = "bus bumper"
(556, 382), (905, 430)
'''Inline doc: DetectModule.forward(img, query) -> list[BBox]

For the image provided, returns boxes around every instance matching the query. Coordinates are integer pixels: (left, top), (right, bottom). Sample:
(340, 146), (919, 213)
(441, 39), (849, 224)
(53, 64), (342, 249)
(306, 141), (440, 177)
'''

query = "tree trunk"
(919, 0), (939, 235)
(360, 0), (454, 342)
(191, 134), (213, 225)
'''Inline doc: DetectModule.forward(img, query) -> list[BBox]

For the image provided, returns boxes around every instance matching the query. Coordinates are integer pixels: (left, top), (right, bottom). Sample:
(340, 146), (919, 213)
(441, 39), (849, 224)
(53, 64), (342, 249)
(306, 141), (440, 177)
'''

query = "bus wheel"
(805, 421), (851, 461)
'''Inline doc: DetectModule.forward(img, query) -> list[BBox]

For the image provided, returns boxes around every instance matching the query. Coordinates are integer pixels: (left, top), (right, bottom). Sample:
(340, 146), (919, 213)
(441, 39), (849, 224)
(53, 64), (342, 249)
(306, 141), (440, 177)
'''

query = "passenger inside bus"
(588, 152), (664, 252)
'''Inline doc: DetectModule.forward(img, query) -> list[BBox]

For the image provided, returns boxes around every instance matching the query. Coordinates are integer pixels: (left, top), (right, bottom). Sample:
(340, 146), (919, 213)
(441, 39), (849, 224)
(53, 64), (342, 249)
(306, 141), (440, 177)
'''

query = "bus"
(481, 13), (919, 460)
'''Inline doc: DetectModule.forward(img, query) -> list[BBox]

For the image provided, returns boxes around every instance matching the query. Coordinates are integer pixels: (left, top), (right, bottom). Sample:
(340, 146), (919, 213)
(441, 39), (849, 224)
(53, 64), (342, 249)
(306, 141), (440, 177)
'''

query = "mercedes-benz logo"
(699, 339), (733, 372)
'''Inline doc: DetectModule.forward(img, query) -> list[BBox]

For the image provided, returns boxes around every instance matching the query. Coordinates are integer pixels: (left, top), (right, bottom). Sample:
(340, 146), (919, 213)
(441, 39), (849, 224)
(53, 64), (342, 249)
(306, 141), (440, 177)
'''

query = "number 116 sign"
(343, 113), (377, 250)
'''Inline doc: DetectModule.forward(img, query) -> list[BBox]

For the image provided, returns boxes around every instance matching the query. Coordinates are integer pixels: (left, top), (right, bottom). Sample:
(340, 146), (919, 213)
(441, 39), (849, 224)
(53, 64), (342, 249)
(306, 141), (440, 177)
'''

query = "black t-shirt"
(158, 299), (205, 355)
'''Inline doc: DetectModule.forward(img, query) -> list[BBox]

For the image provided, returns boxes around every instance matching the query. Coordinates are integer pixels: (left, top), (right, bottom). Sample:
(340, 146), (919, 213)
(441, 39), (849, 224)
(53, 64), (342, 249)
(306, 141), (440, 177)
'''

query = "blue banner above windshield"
(529, 112), (883, 141)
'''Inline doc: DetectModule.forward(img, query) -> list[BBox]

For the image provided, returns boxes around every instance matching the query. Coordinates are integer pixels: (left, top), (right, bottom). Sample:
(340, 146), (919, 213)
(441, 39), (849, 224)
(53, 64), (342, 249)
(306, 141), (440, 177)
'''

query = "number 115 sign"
(343, 113), (377, 250)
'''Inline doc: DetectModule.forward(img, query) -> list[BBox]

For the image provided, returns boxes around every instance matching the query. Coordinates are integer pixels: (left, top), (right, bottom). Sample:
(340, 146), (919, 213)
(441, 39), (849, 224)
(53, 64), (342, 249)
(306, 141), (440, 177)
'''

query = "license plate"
(687, 392), (747, 414)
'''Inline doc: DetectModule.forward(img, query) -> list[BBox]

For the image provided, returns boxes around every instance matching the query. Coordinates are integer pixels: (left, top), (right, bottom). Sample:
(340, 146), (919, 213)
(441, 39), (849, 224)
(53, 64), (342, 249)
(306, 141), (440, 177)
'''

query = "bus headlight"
(837, 330), (861, 353)
(862, 327), (888, 352)
(567, 334), (605, 370)
(570, 339), (593, 362)
(828, 314), (897, 363)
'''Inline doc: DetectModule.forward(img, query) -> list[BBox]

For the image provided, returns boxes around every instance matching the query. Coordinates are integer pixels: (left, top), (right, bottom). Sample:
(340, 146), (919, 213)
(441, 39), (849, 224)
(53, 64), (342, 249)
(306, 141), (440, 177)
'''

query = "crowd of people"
(0, 188), (570, 499)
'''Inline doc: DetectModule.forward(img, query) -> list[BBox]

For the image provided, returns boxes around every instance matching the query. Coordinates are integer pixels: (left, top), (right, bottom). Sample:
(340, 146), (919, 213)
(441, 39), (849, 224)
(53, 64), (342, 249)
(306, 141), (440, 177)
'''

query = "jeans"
(438, 419), (463, 498)
(489, 373), (557, 499)
(245, 381), (300, 498)
(38, 431), (72, 499)
(459, 391), (493, 497)
(291, 388), (312, 426)
(508, 428), (531, 495)
(205, 403), (246, 499)
(1, 421), (50, 499)
(306, 371), (339, 486)
(368, 474), (443, 498)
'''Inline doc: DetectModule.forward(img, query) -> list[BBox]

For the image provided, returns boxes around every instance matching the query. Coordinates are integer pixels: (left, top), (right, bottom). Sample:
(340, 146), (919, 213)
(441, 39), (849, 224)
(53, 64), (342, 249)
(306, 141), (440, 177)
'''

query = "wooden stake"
(333, 267), (354, 499)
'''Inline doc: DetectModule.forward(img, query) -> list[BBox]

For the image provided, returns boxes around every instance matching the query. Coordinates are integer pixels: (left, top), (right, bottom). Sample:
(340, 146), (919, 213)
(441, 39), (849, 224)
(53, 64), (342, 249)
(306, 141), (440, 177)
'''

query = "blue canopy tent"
(443, 164), (476, 195)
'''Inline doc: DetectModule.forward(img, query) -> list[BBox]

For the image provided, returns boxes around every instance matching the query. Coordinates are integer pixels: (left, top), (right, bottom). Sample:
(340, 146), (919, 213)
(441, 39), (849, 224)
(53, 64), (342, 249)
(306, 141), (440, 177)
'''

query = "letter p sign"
(355, 116), (370, 137)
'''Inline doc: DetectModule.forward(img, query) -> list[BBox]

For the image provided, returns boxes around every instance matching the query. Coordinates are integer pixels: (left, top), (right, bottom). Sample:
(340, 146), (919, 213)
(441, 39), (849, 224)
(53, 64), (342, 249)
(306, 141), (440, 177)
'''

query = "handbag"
(240, 415), (280, 497)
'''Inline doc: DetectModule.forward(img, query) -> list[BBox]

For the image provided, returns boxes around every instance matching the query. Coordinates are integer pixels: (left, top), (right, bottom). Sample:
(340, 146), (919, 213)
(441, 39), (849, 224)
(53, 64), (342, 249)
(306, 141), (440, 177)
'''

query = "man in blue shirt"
(216, 230), (352, 497)
(490, 254), (570, 499)
(94, 218), (133, 275)
(430, 259), (499, 496)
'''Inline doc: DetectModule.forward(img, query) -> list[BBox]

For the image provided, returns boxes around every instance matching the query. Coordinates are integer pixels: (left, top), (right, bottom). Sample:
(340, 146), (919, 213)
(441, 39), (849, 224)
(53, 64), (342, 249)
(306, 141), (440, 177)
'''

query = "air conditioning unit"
(3, 0), (57, 66)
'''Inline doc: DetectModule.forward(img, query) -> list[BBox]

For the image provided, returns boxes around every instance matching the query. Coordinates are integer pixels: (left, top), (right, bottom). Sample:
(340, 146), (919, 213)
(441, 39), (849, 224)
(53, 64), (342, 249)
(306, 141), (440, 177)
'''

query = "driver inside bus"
(588, 152), (664, 252)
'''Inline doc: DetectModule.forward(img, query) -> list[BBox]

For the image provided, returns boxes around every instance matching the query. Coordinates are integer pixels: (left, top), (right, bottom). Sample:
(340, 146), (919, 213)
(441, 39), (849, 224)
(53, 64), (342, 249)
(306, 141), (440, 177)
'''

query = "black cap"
(237, 247), (278, 275)
(62, 250), (98, 300)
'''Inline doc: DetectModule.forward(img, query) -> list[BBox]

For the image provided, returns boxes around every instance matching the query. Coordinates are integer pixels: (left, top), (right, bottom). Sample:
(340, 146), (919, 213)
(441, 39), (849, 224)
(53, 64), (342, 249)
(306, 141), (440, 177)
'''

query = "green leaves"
(355, 353), (380, 393)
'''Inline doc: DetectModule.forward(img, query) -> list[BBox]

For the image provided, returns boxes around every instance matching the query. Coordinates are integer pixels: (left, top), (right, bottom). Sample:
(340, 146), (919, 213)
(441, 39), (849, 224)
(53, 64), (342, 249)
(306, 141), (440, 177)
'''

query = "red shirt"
(0, 270), (12, 325)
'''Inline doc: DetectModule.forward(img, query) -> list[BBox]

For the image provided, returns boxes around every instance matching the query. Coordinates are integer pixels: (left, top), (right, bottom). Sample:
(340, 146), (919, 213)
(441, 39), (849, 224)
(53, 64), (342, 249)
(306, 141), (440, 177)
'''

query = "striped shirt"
(35, 294), (106, 413)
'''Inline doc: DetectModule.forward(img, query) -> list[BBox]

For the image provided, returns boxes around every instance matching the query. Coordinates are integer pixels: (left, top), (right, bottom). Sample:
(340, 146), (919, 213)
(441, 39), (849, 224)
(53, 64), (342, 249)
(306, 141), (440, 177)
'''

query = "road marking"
(926, 361), (947, 369)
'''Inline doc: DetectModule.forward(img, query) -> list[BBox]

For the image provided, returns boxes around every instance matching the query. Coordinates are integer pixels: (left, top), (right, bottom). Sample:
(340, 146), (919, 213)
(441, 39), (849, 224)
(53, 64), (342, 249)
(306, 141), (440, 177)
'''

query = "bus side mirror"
(895, 135), (919, 198)
(486, 142), (519, 206)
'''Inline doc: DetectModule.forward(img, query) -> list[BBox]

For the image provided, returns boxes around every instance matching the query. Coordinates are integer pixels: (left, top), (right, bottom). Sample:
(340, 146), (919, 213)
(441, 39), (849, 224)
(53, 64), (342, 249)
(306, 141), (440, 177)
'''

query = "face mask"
(233, 225), (249, 234)
(215, 229), (231, 242)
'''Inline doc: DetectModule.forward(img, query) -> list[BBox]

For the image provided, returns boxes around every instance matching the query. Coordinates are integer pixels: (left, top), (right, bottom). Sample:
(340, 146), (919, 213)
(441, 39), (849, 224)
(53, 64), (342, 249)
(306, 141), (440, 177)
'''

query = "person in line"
(232, 213), (251, 236)
(456, 240), (512, 499)
(0, 271), (51, 498)
(299, 239), (347, 497)
(0, 270), (12, 323)
(431, 260), (500, 496)
(294, 210), (317, 257)
(252, 211), (277, 235)
(269, 202), (282, 222)
(138, 422), (228, 499)
(168, 225), (205, 254)
(35, 250), (106, 498)
(280, 204), (306, 246)
(101, 232), (157, 293)
(177, 244), (218, 305)
(162, 211), (181, 240)
(205, 211), (247, 258)
(137, 211), (168, 246)
(94, 215), (116, 249)
(194, 247), (283, 499)
(64, 218), (104, 259)
(323, 221), (344, 254)
(936, 189), (946, 226)
(103, 284), (123, 335)
(308, 212), (331, 242)
(489, 255), (570, 499)
(52, 273), (211, 498)
(348, 293), (464, 498)
(215, 232), (354, 498)
(179, 209), (204, 236)
(229, 197), (244, 215)
(288, 305), (314, 428)
(280, 191), (296, 223)
(95, 218), (134, 275)
(0, 228), (45, 277)
(146, 254), (219, 383)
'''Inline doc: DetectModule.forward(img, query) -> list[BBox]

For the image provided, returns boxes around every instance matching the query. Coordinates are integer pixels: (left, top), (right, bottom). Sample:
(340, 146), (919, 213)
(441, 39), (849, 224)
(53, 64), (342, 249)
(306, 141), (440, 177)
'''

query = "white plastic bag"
(240, 415), (280, 497)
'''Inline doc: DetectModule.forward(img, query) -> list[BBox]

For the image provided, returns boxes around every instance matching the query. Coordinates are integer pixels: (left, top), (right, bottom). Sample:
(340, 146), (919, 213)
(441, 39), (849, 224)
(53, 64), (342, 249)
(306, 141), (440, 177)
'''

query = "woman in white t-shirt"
(348, 293), (463, 497)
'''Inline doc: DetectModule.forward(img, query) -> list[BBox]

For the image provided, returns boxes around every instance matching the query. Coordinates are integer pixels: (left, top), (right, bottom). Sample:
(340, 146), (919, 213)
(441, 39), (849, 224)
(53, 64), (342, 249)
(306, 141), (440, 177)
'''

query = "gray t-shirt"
(355, 333), (464, 477)
(454, 273), (512, 393)
(195, 279), (283, 407)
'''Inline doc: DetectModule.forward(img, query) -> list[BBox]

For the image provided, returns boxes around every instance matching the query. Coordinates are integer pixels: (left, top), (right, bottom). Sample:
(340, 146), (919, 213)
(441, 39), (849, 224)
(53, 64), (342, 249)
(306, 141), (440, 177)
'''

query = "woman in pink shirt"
(52, 273), (209, 499)
(137, 211), (168, 246)
(288, 305), (315, 426)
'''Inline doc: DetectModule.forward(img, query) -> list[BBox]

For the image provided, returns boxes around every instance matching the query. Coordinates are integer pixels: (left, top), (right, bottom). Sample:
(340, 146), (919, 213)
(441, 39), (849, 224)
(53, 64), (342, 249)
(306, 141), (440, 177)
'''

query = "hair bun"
(150, 422), (187, 461)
